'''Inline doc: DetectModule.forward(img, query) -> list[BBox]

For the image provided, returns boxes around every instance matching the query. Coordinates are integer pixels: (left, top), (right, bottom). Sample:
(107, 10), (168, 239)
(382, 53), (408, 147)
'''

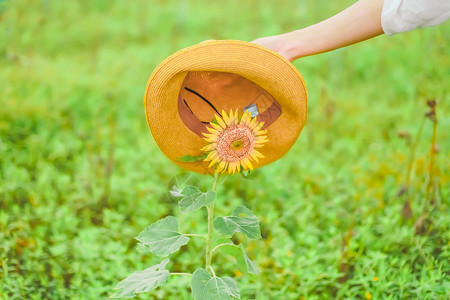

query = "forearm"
(276, 0), (385, 60)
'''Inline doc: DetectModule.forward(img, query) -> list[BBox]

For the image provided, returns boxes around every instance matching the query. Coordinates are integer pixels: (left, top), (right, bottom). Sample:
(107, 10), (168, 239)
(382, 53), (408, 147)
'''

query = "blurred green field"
(0, 0), (449, 299)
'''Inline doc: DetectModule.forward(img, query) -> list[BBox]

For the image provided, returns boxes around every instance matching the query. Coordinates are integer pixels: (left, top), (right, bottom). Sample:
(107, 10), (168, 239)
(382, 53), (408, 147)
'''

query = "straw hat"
(145, 40), (307, 174)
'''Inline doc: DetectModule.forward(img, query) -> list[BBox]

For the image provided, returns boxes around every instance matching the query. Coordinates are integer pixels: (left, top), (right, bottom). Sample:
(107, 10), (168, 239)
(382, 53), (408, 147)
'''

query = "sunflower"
(201, 109), (269, 174)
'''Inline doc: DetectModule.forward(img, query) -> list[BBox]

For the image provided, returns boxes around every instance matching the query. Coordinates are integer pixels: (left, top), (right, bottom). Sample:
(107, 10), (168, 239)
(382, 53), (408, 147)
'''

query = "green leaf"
(241, 170), (251, 178)
(135, 216), (189, 257)
(169, 186), (183, 198)
(191, 268), (240, 300)
(240, 244), (260, 274)
(240, 169), (259, 179)
(167, 173), (202, 202)
(110, 259), (170, 298)
(177, 153), (208, 162)
(177, 186), (216, 214)
(214, 206), (261, 239)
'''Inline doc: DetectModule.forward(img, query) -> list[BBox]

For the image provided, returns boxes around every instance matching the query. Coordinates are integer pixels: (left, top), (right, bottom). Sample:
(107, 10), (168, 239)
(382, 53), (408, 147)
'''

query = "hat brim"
(145, 40), (307, 174)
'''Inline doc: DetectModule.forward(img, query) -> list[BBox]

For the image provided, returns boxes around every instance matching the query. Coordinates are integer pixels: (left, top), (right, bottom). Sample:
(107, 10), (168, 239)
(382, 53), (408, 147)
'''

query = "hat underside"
(177, 71), (282, 137)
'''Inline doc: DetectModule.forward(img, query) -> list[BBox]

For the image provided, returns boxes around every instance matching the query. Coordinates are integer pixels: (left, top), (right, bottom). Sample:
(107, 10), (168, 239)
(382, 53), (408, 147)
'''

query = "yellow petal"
(252, 149), (264, 158)
(204, 150), (218, 161)
(227, 161), (234, 174)
(201, 143), (216, 152)
(202, 132), (215, 138)
(203, 134), (219, 144)
(204, 137), (218, 143)
(206, 126), (220, 135)
(255, 135), (268, 141)
(240, 111), (251, 125)
(243, 158), (254, 170)
(233, 109), (239, 124)
(215, 114), (227, 129)
(254, 139), (269, 148)
(208, 155), (222, 168)
(227, 109), (236, 125)
(223, 163), (230, 173)
(227, 161), (235, 174)
(216, 160), (224, 172)
(221, 110), (231, 126)
(248, 118), (258, 130)
(236, 161), (242, 173)
(249, 153), (259, 163)
(256, 129), (267, 135)
(202, 132), (219, 143)
(252, 122), (265, 133)
(210, 122), (223, 131)
(249, 149), (264, 163)
(231, 161), (239, 174)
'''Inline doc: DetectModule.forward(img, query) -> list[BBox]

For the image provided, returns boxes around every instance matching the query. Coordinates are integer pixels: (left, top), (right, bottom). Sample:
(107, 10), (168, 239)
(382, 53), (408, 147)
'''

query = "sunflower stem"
(205, 172), (220, 272)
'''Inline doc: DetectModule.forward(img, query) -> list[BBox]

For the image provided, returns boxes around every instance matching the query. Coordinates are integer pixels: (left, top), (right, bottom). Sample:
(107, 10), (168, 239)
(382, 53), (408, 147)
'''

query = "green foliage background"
(0, 0), (449, 299)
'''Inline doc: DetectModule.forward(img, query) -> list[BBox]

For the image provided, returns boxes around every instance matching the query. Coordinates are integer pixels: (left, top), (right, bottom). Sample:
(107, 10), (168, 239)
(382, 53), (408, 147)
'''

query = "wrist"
(277, 30), (314, 61)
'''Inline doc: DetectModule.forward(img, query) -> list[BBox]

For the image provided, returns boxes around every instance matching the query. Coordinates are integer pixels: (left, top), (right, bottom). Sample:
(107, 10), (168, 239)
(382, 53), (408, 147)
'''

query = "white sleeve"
(381, 0), (450, 35)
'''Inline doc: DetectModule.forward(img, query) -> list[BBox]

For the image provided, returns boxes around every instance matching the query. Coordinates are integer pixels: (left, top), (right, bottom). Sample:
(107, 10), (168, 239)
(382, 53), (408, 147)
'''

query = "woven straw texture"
(145, 40), (307, 174)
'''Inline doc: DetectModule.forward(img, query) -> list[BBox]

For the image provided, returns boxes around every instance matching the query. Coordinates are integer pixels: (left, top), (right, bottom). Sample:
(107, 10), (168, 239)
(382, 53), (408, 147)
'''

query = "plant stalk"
(169, 272), (192, 276)
(210, 242), (237, 255)
(424, 103), (438, 213)
(406, 117), (426, 187)
(205, 172), (220, 272)
(402, 116), (426, 219)
(183, 233), (207, 240)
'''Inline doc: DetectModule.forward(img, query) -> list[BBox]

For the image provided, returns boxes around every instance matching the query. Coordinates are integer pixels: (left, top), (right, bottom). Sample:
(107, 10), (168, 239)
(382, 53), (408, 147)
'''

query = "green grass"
(0, 0), (449, 299)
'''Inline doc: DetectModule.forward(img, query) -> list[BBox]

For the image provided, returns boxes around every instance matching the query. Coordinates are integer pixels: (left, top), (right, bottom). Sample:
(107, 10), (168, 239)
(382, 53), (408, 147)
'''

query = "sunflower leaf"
(135, 216), (189, 257)
(169, 185), (183, 198)
(110, 259), (170, 298)
(191, 268), (240, 300)
(241, 170), (251, 177)
(240, 244), (260, 274)
(177, 153), (208, 162)
(178, 186), (216, 214)
(214, 206), (261, 239)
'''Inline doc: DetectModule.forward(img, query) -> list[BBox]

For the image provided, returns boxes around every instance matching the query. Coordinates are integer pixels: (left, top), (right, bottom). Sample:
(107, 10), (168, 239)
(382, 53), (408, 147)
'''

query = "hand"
(252, 34), (295, 62)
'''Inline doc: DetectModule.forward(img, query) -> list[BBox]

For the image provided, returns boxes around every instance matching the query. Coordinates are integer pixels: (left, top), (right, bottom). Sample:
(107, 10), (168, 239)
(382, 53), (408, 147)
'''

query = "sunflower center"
(231, 140), (244, 151)
(216, 124), (255, 162)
